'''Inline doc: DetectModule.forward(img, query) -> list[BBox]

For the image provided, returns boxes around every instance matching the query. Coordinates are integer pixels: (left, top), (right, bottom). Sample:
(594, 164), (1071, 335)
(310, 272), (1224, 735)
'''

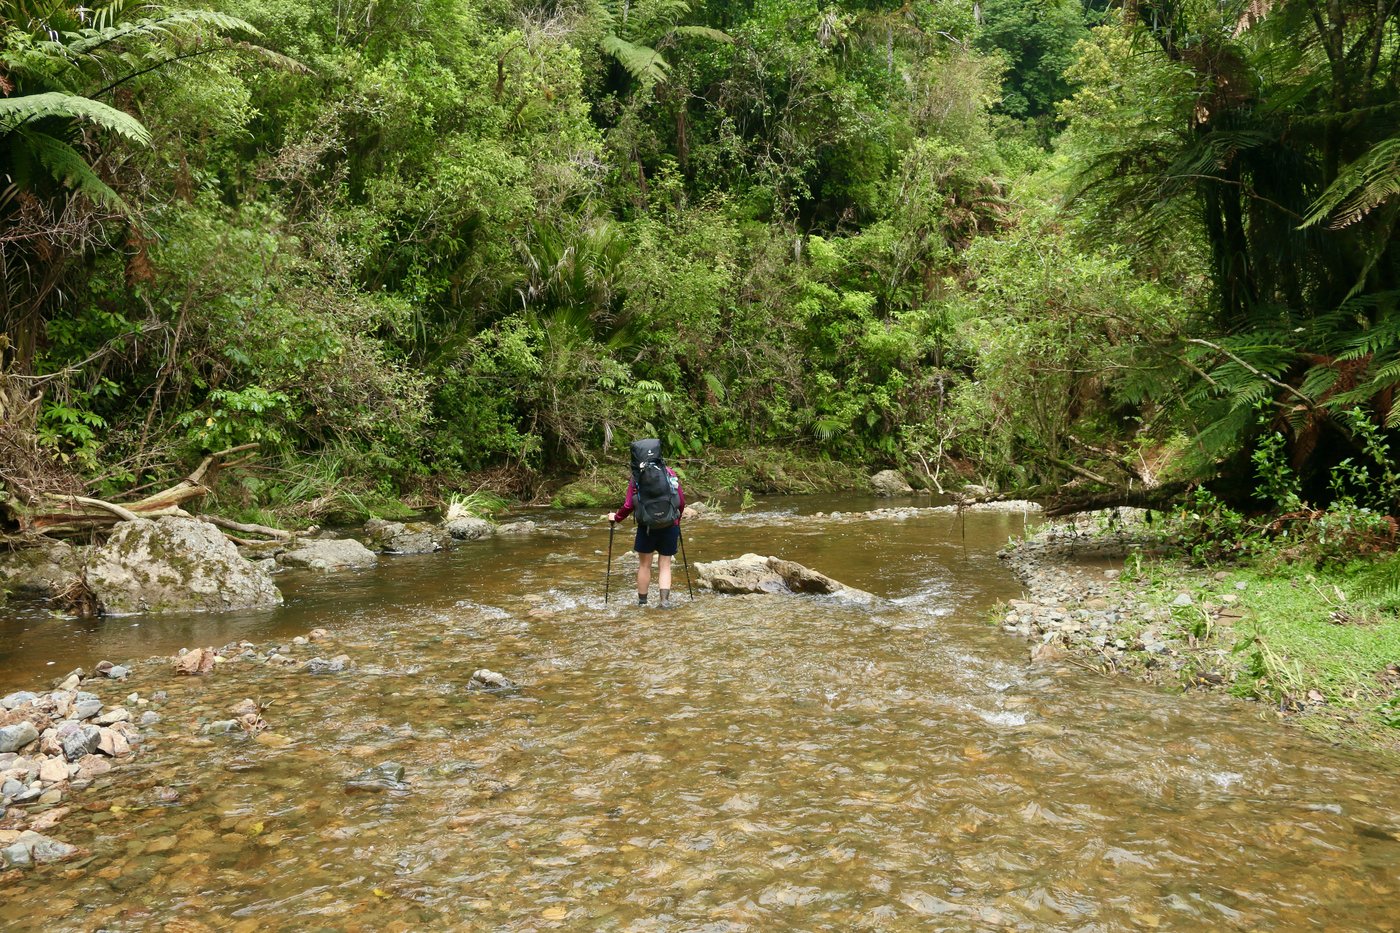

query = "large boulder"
(278, 538), (378, 572)
(0, 539), (84, 598)
(694, 553), (873, 602)
(363, 519), (449, 554)
(870, 469), (914, 497)
(86, 518), (282, 615)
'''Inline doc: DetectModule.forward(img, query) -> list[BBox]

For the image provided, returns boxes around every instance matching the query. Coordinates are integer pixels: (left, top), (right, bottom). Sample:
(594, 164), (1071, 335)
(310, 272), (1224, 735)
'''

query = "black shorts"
(634, 523), (680, 556)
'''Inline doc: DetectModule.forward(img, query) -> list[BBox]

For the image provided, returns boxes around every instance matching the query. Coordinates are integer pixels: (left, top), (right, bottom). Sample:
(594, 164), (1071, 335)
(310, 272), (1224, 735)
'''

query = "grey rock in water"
(495, 520), (537, 536)
(442, 517), (494, 541)
(61, 725), (100, 761)
(364, 519), (449, 554)
(694, 553), (874, 603)
(346, 761), (409, 792)
(278, 538), (378, 572)
(1, 831), (78, 868)
(870, 469), (914, 497)
(467, 669), (516, 692)
(1, 841), (32, 868)
(105, 664), (131, 681)
(302, 655), (351, 675)
(86, 517), (283, 615)
(0, 540), (84, 598)
(2, 692), (37, 711)
(0, 722), (39, 754)
(28, 832), (78, 864)
(139, 711), (162, 727)
(201, 719), (240, 735)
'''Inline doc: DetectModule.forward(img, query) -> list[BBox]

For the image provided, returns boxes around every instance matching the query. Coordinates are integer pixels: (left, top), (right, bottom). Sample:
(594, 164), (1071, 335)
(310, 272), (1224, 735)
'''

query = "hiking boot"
(659, 589), (671, 609)
(637, 592), (648, 606)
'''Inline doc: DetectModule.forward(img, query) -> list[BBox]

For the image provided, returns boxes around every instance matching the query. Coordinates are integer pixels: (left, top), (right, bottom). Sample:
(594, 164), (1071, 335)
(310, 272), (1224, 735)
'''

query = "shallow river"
(1, 498), (1398, 931)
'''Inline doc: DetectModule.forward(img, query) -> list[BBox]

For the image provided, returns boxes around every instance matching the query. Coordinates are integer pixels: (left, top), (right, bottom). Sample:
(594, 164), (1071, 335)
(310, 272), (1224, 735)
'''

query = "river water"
(1, 499), (1397, 931)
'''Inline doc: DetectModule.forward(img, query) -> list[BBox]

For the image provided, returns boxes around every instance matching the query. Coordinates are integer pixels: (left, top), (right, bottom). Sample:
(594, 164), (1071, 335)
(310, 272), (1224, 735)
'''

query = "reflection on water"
(1, 501), (1396, 931)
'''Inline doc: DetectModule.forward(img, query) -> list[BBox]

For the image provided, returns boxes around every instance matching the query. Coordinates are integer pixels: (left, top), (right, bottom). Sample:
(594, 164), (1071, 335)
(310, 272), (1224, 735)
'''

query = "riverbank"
(998, 513), (1400, 754)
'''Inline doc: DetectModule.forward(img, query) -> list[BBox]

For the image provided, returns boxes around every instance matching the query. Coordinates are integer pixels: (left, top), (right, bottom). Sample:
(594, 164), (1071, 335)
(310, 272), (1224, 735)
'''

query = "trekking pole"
(605, 520), (616, 605)
(678, 527), (695, 600)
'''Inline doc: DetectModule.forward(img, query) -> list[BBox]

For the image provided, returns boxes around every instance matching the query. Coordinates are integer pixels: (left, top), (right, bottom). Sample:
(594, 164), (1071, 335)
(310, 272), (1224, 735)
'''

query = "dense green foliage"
(2, 0), (1399, 517)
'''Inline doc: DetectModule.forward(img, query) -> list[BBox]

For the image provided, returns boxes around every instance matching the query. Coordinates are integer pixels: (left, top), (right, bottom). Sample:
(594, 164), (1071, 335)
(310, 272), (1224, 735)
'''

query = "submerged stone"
(346, 762), (408, 793)
(302, 655), (351, 675)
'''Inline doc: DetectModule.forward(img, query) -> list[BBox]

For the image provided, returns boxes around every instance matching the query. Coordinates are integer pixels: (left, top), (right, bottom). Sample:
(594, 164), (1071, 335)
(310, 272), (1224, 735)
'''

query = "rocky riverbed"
(996, 512), (1262, 689)
(2, 501), (1399, 930)
(0, 623), (464, 881)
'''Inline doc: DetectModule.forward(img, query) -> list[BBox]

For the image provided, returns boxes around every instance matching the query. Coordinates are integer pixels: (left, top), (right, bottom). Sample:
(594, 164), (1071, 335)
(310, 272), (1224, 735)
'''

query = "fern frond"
(0, 91), (150, 143)
(21, 130), (129, 209)
(601, 35), (669, 86)
(704, 372), (727, 402)
(64, 11), (259, 57)
(1303, 136), (1400, 228)
(669, 25), (734, 43)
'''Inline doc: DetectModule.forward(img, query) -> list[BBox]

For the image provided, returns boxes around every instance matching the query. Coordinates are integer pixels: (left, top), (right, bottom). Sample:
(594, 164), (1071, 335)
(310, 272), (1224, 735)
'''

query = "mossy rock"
(551, 472), (619, 509)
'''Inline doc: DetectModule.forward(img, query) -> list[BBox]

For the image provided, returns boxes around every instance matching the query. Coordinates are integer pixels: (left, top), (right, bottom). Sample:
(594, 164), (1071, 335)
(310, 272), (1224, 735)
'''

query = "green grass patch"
(1227, 562), (1400, 705)
(1116, 548), (1400, 745)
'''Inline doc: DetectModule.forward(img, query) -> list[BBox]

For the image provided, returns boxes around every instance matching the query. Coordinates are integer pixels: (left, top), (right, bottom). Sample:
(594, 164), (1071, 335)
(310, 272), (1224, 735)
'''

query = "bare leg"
(637, 553), (652, 597)
(658, 555), (672, 590)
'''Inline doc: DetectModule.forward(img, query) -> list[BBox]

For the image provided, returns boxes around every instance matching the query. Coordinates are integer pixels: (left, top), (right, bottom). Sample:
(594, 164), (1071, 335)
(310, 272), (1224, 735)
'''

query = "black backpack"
(629, 438), (680, 530)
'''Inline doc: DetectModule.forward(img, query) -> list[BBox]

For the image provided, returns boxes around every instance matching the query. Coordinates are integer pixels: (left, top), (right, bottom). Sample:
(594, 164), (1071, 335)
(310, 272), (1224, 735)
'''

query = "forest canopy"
(2, 0), (1398, 518)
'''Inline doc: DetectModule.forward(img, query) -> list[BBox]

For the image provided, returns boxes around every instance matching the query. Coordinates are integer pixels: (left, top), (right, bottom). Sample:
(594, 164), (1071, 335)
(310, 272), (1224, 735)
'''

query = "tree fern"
(1303, 137), (1400, 229)
(601, 34), (671, 86)
(62, 11), (260, 58)
(0, 91), (151, 143)
(12, 129), (129, 209)
(596, 0), (732, 90)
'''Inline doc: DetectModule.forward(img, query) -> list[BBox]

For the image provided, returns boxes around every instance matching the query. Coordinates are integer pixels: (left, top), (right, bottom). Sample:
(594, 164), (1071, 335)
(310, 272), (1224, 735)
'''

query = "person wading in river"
(606, 439), (685, 608)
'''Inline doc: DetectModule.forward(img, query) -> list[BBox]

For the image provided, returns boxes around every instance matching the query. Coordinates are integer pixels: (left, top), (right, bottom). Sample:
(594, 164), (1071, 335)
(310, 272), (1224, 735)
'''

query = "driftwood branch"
(197, 514), (292, 540)
(65, 495), (140, 523)
(4, 444), (261, 535)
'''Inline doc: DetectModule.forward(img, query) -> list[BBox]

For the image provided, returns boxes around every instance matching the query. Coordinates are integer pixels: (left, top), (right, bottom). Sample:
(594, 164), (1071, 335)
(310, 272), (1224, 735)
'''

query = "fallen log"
(1043, 481), (1191, 518)
(5, 444), (260, 535)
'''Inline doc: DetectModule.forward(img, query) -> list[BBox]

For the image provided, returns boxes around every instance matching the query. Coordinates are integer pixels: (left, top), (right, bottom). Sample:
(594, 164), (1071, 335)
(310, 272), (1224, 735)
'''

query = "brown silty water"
(1, 498), (1398, 931)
